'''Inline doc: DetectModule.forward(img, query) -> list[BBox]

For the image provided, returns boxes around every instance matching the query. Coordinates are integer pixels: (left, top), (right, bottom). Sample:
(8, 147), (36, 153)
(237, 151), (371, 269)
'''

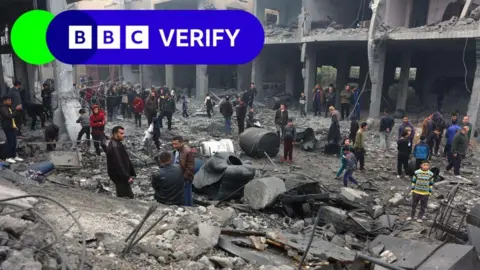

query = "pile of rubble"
(1, 94), (480, 268)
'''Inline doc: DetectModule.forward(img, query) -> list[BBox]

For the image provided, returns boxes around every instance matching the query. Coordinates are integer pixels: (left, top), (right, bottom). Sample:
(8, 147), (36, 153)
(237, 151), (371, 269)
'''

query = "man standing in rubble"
(107, 126), (136, 198)
(89, 105), (107, 156)
(312, 85), (323, 116)
(340, 85), (353, 120)
(379, 109), (394, 151)
(7, 81), (24, 136)
(236, 98), (247, 134)
(220, 96), (233, 133)
(248, 83), (257, 108)
(172, 136), (195, 206)
(41, 82), (54, 120)
(0, 96), (23, 164)
(324, 85), (336, 117)
(446, 125), (469, 176)
(275, 104), (289, 140)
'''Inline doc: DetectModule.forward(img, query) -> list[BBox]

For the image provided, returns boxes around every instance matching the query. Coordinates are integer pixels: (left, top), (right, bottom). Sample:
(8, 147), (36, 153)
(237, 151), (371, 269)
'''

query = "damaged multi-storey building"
(253, 0), (480, 127)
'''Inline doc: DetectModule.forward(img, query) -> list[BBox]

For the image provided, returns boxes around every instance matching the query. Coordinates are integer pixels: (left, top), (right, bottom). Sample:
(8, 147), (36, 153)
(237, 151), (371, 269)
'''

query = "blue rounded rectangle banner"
(46, 10), (265, 65)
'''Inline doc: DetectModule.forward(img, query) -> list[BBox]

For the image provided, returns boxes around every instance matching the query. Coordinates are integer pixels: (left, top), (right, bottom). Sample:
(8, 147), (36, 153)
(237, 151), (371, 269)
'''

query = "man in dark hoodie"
(220, 96), (233, 133)
(379, 109), (394, 151)
(236, 98), (247, 134)
(0, 96), (23, 164)
(446, 125), (469, 176)
(397, 130), (411, 178)
(89, 105), (107, 156)
(151, 151), (184, 205)
(6, 81), (24, 135)
(275, 104), (289, 140)
(162, 93), (175, 130)
(427, 112), (446, 155)
(398, 116), (415, 149)
(107, 126), (136, 198)
(41, 82), (54, 120)
(324, 85), (336, 117)
(144, 92), (157, 126)
(248, 83), (257, 108)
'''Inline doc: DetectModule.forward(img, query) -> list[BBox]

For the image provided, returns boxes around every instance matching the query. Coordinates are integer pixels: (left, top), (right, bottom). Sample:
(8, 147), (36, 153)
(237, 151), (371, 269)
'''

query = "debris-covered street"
(1, 93), (480, 269)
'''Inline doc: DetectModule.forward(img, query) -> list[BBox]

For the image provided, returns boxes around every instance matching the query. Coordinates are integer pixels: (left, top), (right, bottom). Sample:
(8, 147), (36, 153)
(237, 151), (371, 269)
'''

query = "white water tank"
(200, 139), (235, 157)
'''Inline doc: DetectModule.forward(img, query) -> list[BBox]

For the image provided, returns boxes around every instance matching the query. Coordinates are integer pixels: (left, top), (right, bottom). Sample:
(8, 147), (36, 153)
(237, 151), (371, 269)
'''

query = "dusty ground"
(2, 95), (480, 269)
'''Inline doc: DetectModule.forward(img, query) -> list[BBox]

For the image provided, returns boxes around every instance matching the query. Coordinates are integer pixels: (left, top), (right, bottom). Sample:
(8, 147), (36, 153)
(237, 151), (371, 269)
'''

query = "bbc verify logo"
(69, 26), (149, 49)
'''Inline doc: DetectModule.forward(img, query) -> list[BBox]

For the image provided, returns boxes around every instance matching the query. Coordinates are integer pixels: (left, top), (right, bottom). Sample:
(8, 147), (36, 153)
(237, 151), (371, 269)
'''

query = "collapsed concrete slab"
(371, 235), (480, 269)
(243, 177), (286, 210)
(340, 187), (371, 203)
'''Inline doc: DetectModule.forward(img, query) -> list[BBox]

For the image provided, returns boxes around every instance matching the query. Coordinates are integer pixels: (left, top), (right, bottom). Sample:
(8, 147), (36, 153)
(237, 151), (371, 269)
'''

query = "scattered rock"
(126, 219), (140, 228)
(243, 177), (286, 209)
(172, 234), (212, 259)
(290, 220), (305, 234)
(198, 223), (221, 246)
(209, 256), (235, 268)
(388, 193), (404, 206)
(0, 215), (31, 237)
(1, 249), (42, 270)
(340, 187), (370, 203)
(162, 229), (177, 240)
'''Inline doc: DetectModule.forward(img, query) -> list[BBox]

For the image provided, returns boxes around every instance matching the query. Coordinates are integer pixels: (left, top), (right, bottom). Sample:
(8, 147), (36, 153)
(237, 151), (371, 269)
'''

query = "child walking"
(299, 92), (306, 117)
(397, 130), (411, 178)
(76, 108), (91, 147)
(342, 146), (359, 187)
(281, 119), (297, 164)
(407, 160), (434, 223)
(335, 138), (351, 179)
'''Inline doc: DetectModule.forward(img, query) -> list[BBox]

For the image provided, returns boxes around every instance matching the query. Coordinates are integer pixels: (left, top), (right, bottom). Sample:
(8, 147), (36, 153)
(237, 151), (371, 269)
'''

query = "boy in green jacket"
(335, 138), (351, 179)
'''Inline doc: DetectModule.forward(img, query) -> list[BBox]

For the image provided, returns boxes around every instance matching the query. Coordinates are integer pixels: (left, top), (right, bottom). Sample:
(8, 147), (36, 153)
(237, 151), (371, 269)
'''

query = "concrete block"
(198, 223), (221, 247)
(243, 177), (286, 210)
(340, 187), (370, 203)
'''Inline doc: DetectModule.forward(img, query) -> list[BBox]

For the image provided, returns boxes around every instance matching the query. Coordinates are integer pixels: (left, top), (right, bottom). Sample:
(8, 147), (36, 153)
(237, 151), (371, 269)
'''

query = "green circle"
(11, 10), (55, 65)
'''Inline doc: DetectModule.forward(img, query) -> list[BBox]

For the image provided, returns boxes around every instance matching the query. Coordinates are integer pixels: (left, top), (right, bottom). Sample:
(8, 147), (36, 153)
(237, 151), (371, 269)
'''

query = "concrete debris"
(388, 193), (404, 206)
(243, 177), (286, 210)
(3, 78), (480, 270)
(198, 223), (221, 246)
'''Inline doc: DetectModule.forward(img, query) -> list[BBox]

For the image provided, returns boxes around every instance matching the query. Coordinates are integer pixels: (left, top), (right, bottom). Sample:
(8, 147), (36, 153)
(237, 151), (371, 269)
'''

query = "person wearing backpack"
(342, 146), (359, 187)
(413, 136), (430, 170)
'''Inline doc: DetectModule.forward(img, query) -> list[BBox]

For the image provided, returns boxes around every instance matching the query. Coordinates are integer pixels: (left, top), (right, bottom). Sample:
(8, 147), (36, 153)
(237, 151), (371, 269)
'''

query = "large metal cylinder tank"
(239, 128), (280, 158)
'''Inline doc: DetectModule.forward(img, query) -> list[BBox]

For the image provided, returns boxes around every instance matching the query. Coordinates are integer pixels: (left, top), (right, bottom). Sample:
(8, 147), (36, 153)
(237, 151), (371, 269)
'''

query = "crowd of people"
(0, 76), (477, 220)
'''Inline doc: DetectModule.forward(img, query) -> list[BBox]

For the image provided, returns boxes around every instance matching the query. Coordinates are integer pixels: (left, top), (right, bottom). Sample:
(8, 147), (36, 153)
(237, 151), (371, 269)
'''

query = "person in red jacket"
(132, 95), (144, 127)
(90, 105), (107, 156)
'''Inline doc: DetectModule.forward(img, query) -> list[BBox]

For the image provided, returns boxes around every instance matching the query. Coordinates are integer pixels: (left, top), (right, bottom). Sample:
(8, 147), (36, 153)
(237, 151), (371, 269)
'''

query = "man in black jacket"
(379, 109), (394, 151)
(236, 98), (247, 134)
(446, 125), (469, 176)
(220, 96), (233, 133)
(151, 152), (184, 205)
(274, 104), (289, 140)
(0, 96), (23, 163)
(161, 93), (175, 130)
(41, 82), (54, 120)
(106, 126), (136, 198)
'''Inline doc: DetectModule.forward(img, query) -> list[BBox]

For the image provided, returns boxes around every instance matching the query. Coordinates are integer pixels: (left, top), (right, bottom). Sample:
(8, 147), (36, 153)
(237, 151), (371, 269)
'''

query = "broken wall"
(428, 0), (480, 24)
(385, 0), (412, 27)
(306, 0), (366, 28)
(255, 0), (301, 25)
(421, 48), (475, 111)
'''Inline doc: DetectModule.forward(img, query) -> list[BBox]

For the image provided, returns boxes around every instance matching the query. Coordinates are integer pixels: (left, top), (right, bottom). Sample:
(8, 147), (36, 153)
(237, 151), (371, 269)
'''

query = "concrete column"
(335, 52), (349, 109)
(467, 38), (480, 130)
(253, 0), (264, 24)
(404, 0), (413, 27)
(285, 66), (295, 96)
(237, 63), (251, 91)
(251, 54), (265, 100)
(0, 59), (5, 97)
(396, 51), (412, 111)
(196, 65), (208, 101)
(303, 45), (317, 112)
(368, 44), (387, 119)
(165, 65), (174, 89)
(49, 0), (80, 141)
